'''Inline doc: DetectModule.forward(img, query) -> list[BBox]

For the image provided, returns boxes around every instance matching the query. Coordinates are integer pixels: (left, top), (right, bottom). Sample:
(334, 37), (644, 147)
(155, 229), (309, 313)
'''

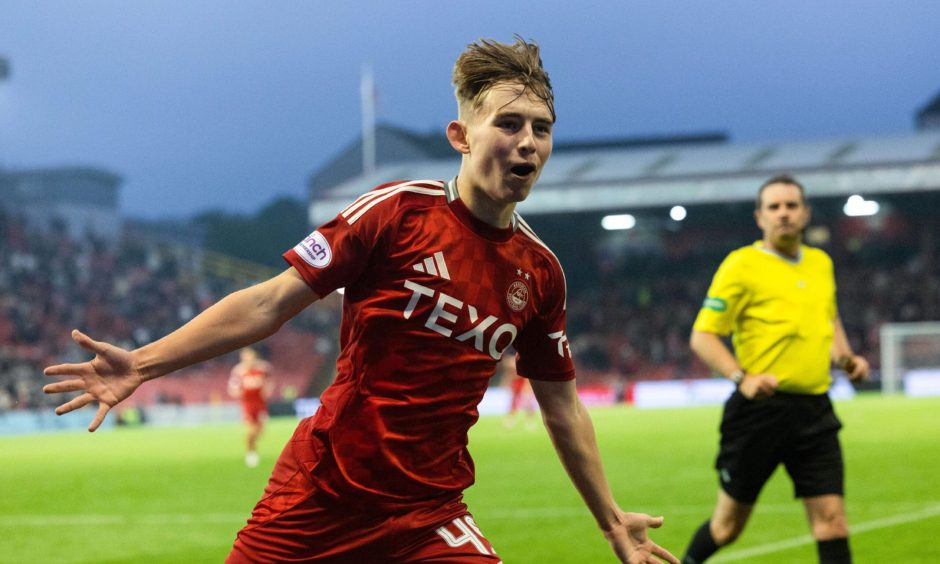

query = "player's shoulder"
(340, 179), (447, 224)
(513, 213), (568, 299)
(513, 212), (563, 268)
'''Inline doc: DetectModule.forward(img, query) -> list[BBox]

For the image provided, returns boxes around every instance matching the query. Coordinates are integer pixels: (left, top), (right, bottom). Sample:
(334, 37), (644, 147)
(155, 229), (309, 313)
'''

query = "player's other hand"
(739, 373), (778, 400)
(603, 511), (679, 564)
(842, 354), (870, 382)
(43, 329), (144, 432)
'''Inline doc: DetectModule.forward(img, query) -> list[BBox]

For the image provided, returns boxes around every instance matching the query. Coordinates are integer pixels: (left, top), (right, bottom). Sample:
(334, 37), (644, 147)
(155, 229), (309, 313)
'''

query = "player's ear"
(447, 120), (470, 154)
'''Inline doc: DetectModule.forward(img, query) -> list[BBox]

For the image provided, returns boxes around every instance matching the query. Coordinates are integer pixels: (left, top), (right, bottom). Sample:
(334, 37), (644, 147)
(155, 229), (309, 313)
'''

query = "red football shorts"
(242, 400), (266, 424)
(227, 419), (502, 563)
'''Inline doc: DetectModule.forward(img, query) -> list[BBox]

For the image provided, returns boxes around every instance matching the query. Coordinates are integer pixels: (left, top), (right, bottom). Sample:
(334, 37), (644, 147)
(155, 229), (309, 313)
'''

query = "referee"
(681, 175), (869, 564)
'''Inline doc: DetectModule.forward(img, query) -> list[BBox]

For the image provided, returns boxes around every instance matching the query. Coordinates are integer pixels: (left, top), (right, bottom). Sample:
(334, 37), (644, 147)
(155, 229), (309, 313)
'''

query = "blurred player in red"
(502, 352), (537, 429)
(228, 346), (273, 468)
(44, 37), (678, 564)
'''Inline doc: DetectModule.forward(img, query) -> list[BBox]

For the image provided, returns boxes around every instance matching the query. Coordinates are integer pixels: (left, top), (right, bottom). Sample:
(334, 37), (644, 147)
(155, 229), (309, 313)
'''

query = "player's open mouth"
(510, 164), (536, 177)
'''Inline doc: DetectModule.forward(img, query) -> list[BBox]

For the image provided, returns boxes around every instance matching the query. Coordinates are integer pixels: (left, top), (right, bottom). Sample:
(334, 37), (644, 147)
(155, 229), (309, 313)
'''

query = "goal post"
(880, 321), (940, 396)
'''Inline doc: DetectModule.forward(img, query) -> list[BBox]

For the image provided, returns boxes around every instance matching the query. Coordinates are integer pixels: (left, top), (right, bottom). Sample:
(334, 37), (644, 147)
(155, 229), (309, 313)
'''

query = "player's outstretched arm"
(44, 267), (319, 431)
(529, 379), (679, 564)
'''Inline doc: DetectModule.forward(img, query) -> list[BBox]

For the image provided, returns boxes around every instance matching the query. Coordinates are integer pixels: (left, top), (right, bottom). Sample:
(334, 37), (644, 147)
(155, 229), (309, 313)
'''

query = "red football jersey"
(283, 179), (575, 505)
(230, 360), (271, 408)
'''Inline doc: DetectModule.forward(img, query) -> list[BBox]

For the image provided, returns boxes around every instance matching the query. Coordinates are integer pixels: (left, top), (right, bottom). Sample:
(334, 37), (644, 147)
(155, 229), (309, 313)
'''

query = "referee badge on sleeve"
(703, 296), (727, 312)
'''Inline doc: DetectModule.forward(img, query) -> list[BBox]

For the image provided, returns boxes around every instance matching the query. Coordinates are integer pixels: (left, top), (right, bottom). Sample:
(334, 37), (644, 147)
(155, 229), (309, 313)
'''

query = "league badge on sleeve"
(295, 230), (333, 269)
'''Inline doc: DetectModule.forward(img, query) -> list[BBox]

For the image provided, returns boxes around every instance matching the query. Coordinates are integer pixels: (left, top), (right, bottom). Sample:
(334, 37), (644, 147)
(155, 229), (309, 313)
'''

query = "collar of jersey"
(446, 177), (517, 243)
(754, 240), (803, 263)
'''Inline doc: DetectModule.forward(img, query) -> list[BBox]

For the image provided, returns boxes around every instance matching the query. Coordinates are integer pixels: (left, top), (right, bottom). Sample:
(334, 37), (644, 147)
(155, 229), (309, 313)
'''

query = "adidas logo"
(412, 251), (450, 280)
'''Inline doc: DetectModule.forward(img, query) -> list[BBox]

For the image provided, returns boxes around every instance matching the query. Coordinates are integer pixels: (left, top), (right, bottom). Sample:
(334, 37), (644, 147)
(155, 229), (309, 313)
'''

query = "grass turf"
(2, 393), (938, 563)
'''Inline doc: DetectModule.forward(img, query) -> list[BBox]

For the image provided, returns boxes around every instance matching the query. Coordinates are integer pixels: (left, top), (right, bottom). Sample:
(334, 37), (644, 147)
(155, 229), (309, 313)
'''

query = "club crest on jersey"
(295, 230), (332, 269)
(506, 280), (529, 312)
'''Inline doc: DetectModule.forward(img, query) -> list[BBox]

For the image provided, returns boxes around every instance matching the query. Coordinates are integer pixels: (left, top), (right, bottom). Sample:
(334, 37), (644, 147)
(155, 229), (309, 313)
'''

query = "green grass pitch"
(2, 393), (938, 563)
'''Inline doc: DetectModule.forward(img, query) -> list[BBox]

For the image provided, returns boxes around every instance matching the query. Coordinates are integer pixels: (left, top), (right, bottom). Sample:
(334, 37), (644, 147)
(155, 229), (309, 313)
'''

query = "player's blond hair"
(452, 35), (555, 123)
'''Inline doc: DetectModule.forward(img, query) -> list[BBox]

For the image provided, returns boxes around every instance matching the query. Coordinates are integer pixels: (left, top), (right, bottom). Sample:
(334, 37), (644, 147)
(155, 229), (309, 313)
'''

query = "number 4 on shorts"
(435, 515), (497, 555)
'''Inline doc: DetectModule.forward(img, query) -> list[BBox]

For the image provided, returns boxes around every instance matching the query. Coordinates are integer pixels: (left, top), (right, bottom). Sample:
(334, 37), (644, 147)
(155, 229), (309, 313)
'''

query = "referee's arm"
(830, 316), (871, 382)
(690, 330), (778, 399)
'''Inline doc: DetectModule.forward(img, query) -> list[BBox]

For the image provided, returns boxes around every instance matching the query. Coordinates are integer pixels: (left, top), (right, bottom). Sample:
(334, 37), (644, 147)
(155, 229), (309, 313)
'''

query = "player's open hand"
(739, 373), (778, 400)
(603, 511), (679, 564)
(43, 329), (144, 432)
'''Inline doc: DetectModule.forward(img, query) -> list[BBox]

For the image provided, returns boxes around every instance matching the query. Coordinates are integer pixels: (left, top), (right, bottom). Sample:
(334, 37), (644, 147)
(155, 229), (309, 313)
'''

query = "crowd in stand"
(564, 212), (940, 385)
(2, 205), (939, 411)
(0, 209), (335, 411)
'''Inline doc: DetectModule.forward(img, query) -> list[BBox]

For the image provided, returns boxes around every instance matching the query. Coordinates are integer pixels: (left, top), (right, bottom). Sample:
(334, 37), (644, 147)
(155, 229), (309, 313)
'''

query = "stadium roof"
(0, 166), (122, 207)
(917, 89), (940, 130)
(307, 124), (455, 199)
(308, 129), (940, 225)
(306, 124), (727, 199)
(919, 90), (940, 117)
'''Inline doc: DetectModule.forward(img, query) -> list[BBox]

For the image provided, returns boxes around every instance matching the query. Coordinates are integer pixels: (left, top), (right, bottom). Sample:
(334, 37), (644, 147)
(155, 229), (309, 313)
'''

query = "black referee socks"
(817, 537), (851, 563)
(683, 521), (850, 563)
(681, 519), (719, 564)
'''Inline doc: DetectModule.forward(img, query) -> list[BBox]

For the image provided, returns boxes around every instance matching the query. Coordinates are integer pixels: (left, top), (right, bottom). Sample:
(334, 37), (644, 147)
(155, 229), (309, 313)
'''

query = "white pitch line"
(485, 500), (940, 519)
(484, 503), (808, 521)
(712, 503), (940, 562)
(3, 501), (939, 534)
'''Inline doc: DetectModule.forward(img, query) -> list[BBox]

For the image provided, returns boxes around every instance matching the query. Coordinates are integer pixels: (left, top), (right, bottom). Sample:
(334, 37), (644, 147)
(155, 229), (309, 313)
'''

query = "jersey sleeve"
(514, 256), (576, 382)
(693, 251), (749, 336)
(283, 187), (394, 298)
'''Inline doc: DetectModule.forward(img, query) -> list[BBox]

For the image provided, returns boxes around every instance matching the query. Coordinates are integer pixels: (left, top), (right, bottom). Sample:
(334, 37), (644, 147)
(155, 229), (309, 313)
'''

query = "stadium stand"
(559, 195), (940, 387)
(0, 166), (122, 241)
(3, 105), (939, 416)
(0, 205), (329, 412)
(304, 122), (940, 390)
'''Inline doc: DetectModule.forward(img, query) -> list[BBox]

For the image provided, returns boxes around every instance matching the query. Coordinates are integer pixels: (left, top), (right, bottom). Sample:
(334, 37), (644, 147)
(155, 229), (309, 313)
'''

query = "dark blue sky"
(1, 1), (938, 219)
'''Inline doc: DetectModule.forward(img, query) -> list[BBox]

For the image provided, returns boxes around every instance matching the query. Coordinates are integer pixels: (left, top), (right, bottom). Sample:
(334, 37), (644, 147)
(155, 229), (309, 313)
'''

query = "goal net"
(880, 322), (940, 396)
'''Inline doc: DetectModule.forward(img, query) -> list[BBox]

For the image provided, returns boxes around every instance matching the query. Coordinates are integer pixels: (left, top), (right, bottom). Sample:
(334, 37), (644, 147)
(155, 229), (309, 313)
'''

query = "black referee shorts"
(715, 390), (844, 504)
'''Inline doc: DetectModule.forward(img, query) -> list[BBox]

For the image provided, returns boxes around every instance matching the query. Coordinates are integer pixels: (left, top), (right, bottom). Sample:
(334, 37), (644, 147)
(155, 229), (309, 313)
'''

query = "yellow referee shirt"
(694, 241), (837, 395)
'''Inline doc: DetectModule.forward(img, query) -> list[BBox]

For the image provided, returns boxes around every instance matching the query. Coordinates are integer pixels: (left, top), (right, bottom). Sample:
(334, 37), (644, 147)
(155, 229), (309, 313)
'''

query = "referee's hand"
(739, 373), (778, 400)
(842, 354), (871, 382)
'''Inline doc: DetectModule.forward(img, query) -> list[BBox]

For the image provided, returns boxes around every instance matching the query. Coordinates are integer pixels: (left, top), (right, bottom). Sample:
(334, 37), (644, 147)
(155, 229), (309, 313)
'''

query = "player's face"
(456, 83), (553, 224)
(755, 183), (810, 251)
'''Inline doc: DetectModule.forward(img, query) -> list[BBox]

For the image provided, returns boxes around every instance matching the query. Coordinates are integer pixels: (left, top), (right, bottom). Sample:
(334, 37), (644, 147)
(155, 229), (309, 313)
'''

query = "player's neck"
(454, 176), (516, 229)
